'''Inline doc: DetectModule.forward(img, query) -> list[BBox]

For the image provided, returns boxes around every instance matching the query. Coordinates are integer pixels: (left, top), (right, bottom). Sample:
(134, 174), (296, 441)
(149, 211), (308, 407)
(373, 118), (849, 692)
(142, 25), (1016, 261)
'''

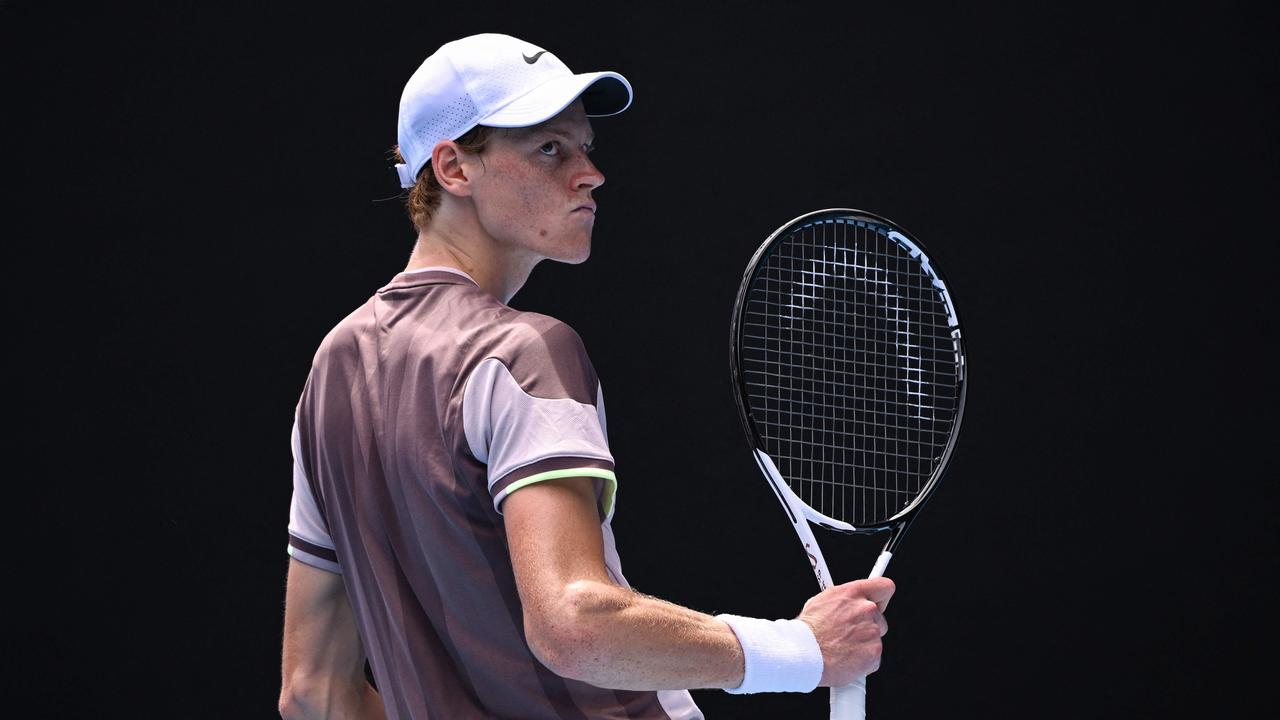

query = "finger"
(860, 577), (896, 608)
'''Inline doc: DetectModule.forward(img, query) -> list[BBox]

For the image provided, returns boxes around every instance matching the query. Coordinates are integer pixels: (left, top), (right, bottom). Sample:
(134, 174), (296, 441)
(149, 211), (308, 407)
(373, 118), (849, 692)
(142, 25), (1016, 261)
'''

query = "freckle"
(540, 229), (548, 237)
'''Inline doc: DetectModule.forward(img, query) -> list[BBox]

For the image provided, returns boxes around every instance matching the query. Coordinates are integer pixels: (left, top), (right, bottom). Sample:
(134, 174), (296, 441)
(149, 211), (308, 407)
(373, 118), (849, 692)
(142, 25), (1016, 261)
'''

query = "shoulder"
(485, 311), (599, 404)
(502, 310), (590, 361)
(304, 297), (377, 372)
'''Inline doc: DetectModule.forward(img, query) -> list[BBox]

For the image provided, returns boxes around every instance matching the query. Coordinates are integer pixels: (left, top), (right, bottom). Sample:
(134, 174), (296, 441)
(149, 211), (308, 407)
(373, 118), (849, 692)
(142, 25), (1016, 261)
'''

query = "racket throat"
(880, 522), (910, 557)
(860, 524), (909, 581)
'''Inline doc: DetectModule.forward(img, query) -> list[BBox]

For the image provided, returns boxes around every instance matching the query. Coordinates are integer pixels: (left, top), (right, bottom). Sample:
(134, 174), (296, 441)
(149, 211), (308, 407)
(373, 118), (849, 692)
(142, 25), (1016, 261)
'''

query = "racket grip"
(831, 677), (867, 720)
(830, 551), (892, 720)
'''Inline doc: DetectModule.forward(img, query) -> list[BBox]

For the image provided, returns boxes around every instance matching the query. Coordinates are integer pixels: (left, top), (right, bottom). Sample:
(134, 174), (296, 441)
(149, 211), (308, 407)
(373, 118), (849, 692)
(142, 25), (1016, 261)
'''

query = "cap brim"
(480, 71), (633, 128)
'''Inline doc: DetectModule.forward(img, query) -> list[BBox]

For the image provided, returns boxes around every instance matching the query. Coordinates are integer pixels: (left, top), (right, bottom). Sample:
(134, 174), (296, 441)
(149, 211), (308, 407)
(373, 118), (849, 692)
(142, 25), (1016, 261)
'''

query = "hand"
(797, 577), (895, 687)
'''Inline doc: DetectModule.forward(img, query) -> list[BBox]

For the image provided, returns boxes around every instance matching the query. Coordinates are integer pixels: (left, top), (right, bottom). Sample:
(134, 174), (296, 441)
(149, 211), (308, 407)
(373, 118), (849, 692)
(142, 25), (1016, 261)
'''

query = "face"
(463, 100), (604, 265)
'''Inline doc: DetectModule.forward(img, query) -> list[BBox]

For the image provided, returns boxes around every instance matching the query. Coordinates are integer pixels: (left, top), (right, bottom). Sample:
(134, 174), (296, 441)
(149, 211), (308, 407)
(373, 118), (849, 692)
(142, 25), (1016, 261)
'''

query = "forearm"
(533, 579), (744, 690)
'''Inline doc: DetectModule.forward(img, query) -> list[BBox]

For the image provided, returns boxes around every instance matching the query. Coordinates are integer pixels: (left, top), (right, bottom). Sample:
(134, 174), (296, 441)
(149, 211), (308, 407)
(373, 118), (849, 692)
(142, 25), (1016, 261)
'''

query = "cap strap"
(395, 163), (417, 188)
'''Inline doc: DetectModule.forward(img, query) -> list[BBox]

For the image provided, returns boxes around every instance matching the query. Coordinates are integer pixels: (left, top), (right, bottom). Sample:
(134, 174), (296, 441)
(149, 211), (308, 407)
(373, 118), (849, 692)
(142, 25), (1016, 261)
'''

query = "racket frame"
(727, 208), (968, 717)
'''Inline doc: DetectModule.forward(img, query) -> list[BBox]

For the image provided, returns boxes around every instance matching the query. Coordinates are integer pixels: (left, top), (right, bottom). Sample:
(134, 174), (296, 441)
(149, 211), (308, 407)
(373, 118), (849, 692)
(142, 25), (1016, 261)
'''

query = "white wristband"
(715, 614), (824, 694)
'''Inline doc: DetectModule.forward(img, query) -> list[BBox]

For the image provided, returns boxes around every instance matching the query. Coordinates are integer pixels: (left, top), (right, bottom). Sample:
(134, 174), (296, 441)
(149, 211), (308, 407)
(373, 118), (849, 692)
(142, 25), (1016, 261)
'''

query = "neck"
(405, 201), (540, 305)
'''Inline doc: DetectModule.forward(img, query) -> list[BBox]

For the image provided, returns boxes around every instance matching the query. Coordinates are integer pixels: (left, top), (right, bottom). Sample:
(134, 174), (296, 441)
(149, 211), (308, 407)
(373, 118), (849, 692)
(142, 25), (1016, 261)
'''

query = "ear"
(431, 140), (479, 198)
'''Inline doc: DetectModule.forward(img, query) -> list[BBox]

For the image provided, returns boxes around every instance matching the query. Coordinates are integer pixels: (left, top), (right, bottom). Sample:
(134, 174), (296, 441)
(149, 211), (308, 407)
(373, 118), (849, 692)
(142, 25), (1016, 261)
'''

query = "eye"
(583, 142), (596, 154)
(538, 141), (559, 156)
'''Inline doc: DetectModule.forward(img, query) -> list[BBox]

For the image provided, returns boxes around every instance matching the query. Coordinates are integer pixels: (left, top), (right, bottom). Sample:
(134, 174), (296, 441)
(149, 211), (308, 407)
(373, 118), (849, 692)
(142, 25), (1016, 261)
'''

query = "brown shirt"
(287, 267), (703, 719)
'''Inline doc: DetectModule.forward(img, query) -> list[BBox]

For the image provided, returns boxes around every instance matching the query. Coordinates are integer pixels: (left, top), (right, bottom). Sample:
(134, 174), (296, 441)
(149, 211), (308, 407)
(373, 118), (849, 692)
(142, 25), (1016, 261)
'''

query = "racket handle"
(868, 551), (892, 580)
(830, 551), (893, 720)
(831, 677), (867, 719)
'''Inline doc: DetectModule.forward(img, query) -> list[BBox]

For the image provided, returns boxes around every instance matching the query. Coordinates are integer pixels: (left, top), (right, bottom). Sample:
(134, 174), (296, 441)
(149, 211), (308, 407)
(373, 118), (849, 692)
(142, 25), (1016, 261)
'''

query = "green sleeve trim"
(504, 468), (617, 519)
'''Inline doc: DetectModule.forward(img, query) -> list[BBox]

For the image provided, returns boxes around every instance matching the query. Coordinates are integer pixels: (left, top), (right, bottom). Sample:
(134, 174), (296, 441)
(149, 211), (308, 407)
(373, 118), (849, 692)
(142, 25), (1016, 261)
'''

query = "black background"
(5, 1), (1277, 717)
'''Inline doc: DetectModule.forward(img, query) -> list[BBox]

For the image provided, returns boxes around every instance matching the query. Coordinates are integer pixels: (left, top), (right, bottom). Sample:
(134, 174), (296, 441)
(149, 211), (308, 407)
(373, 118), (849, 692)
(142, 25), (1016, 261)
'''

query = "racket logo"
(804, 546), (829, 589)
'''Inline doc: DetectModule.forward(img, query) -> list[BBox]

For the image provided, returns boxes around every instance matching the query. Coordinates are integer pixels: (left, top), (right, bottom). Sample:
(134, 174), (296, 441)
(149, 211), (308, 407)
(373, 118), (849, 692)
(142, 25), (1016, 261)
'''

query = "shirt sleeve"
(286, 415), (342, 574)
(462, 320), (617, 520)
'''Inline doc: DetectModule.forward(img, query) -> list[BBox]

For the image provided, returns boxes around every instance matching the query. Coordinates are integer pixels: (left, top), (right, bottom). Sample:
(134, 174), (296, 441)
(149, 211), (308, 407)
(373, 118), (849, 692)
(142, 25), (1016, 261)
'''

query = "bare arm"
(279, 557), (386, 720)
(504, 476), (744, 690)
(504, 477), (894, 691)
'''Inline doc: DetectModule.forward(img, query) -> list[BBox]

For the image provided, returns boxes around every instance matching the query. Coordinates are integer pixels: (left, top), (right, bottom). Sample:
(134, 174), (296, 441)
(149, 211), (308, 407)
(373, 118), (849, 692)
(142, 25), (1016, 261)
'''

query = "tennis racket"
(729, 208), (966, 719)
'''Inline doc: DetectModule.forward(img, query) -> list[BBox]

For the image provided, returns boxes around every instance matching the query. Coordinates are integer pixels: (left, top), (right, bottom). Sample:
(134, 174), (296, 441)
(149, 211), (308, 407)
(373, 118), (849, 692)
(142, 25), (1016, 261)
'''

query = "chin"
(560, 248), (591, 265)
(553, 235), (592, 265)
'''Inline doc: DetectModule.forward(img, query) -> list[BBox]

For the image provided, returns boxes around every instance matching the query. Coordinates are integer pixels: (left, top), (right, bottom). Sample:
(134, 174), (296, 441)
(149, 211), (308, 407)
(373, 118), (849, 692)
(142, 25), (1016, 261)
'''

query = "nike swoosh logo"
(523, 51), (547, 64)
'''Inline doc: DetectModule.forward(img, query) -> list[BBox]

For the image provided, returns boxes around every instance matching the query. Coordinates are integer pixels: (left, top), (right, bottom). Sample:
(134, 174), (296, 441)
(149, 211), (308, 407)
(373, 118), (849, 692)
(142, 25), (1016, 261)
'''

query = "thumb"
(860, 577), (896, 611)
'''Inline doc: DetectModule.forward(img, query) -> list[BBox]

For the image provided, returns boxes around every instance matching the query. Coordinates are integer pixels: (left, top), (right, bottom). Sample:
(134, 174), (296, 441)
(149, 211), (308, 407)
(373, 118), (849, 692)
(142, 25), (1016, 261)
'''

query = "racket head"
(730, 208), (967, 533)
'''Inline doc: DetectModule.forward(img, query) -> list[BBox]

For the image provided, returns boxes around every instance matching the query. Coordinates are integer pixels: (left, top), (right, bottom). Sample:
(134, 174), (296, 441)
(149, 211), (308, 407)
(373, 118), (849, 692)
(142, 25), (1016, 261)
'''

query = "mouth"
(574, 204), (597, 215)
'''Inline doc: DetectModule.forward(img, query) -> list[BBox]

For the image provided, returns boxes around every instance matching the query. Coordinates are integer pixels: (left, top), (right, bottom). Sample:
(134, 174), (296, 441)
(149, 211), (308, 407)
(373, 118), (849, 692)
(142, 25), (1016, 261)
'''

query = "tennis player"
(278, 33), (894, 720)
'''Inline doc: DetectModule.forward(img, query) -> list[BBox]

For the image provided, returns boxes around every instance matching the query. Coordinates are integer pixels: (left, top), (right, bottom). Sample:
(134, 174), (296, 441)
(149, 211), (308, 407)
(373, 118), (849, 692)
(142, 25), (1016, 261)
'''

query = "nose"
(574, 153), (605, 192)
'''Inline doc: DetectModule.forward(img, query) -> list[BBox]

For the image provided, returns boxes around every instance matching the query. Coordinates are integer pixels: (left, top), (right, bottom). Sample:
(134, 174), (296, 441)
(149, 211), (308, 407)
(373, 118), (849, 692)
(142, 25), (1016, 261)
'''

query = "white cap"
(395, 33), (633, 188)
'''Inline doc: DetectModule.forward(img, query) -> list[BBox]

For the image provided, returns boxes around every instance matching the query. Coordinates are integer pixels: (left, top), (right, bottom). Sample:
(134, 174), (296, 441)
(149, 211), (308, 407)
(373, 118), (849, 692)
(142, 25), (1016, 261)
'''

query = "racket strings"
(740, 217), (962, 527)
